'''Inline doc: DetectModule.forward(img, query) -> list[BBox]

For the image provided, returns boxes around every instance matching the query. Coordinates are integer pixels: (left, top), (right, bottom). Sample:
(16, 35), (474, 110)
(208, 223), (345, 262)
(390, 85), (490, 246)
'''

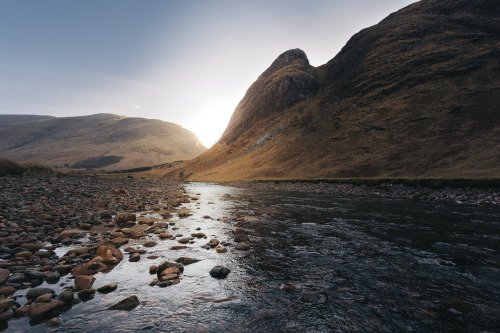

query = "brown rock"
(35, 293), (53, 303)
(216, 246), (227, 253)
(177, 238), (190, 244)
(170, 246), (187, 250)
(143, 241), (157, 247)
(0, 269), (10, 285)
(109, 237), (129, 246)
(160, 267), (181, 276)
(77, 288), (96, 300)
(160, 273), (179, 281)
(114, 213), (136, 225)
(129, 253), (141, 262)
(149, 265), (158, 274)
(159, 233), (173, 239)
(110, 231), (126, 238)
(15, 304), (31, 317)
(96, 244), (123, 264)
(129, 249), (147, 254)
(0, 286), (15, 297)
(75, 275), (95, 290)
(72, 262), (106, 276)
(191, 233), (206, 238)
(28, 301), (65, 321)
(52, 265), (72, 275)
(235, 242), (251, 250)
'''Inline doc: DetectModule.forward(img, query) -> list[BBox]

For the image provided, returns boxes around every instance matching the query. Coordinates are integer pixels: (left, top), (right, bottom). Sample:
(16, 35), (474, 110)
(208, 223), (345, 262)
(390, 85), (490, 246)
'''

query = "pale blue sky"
(0, 0), (416, 147)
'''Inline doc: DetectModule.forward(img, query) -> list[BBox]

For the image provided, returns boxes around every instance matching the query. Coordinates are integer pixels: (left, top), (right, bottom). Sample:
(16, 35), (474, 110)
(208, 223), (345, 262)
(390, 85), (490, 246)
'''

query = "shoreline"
(229, 181), (500, 205)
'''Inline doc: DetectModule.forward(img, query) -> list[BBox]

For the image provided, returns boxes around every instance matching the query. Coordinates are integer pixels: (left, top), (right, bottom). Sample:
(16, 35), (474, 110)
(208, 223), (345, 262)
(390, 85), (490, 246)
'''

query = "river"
(7, 182), (500, 332)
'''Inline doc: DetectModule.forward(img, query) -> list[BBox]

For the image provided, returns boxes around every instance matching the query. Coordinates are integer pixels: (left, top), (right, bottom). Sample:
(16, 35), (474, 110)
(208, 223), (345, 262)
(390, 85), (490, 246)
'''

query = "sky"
(0, 0), (416, 147)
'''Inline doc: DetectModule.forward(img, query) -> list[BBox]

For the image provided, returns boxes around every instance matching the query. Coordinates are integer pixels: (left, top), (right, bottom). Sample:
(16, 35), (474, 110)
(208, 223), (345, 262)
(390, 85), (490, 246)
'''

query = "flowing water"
(7, 183), (500, 332)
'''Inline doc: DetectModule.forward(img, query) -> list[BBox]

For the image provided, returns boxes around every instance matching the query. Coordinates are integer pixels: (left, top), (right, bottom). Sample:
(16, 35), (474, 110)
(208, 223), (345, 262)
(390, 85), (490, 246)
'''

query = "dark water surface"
(8, 183), (500, 332)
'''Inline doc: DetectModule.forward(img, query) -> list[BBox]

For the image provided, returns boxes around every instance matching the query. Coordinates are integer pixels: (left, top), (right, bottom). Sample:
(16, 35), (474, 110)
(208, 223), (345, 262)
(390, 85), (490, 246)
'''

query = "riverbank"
(0, 175), (186, 328)
(231, 180), (500, 205)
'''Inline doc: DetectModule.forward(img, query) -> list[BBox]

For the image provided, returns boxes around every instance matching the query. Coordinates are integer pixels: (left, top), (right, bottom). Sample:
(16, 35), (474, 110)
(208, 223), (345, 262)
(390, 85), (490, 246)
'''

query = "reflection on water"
(8, 183), (500, 332)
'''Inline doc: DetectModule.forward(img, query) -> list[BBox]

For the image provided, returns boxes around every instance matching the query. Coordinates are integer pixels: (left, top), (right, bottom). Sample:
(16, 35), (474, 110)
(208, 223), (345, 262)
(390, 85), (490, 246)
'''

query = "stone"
(75, 275), (95, 290)
(52, 265), (72, 275)
(109, 237), (129, 246)
(0, 286), (15, 297)
(143, 241), (157, 247)
(235, 242), (251, 250)
(159, 233), (173, 240)
(157, 261), (184, 279)
(0, 298), (19, 310)
(96, 244), (123, 265)
(46, 317), (63, 327)
(177, 238), (190, 244)
(129, 253), (141, 262)
(107, 295), (140, 311)
(35, 293), (53, 303)
(170, 246), (187, 250)
(97, 282), (117, 293)
(45, 271), (61, 284)
(175, 257), (200, 265)
(216, 246), (227, 253)
(77, 288), (95, 301)
(15, 304), (31, 317)
(160, 267), (181, 276)
(28, 301), (65, 321)
(71, 262), (106, 276)
(7, 273), (24, 284)
(149, 266), (158, 274)
(25, 269), (45, 280)
(114, 213), (136, 225)
(58, 290), (74, 303)
(191, 233), (206, 238)
(207, 239), (219, 247)
(26, 287), (55, 300)
(209, 266), (230, 279)
(0, 268), (10, 285)
(149, 279), (159, 286)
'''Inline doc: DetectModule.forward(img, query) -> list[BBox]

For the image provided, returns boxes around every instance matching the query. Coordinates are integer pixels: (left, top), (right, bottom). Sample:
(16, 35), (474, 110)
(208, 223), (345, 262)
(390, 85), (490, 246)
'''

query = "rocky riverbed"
(0, 176), (234, 330)
(232, 181), (500, 205)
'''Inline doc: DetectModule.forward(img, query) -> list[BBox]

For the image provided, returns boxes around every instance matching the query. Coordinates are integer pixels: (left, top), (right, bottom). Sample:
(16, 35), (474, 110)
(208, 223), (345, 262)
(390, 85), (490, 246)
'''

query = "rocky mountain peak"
(222, 48), (318, 141)
(261, 48), (311, 78)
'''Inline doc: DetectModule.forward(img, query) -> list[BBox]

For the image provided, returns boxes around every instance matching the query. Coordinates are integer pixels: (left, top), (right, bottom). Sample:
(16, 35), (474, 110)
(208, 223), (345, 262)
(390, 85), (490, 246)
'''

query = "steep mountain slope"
(0, 113), (206, 172)
(160, 0), (500, 181)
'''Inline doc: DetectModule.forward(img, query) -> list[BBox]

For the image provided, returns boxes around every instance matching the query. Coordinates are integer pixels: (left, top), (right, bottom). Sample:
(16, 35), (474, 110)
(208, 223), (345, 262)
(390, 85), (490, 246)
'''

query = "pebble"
(97, 282), (118, 293)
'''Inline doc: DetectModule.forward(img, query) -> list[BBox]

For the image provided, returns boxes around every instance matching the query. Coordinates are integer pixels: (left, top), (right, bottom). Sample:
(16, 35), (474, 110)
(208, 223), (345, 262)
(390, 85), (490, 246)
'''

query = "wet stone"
(209, 266), (230, 279)
(107, 295), (140, 311)
(97, 282), (117, 293)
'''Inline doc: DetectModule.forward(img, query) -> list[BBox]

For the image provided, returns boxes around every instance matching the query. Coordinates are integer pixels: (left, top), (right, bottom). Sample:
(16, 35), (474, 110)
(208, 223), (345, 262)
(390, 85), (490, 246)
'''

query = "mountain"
(160, 0), (500, 181)
(0, 113), (206, 172)
(0, 115), (55, 125)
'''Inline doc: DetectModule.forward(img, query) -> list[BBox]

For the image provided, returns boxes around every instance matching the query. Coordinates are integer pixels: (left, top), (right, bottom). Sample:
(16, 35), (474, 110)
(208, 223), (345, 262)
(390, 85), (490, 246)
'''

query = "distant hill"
(0, 114), (55, 125)
(160, 0), (500, 181)
(0, 113), (207, 173)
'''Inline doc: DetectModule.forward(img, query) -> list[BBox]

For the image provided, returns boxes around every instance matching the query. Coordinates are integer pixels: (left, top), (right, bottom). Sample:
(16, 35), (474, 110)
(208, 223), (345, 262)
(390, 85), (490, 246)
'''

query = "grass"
(253, 178), (500, 189)
(0, 159), (57, 177)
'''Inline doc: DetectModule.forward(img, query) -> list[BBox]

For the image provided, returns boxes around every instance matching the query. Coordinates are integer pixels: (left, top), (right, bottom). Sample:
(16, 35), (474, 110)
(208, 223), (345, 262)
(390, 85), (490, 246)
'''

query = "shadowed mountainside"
(0, 113), (207, 173)
(159, 0), (500, 181)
